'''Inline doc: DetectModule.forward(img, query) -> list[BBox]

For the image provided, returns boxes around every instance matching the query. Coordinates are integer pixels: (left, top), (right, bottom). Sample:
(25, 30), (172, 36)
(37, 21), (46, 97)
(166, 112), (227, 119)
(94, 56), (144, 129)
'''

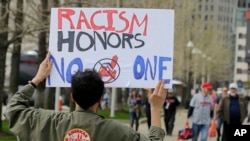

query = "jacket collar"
(75, 107), (105, 119)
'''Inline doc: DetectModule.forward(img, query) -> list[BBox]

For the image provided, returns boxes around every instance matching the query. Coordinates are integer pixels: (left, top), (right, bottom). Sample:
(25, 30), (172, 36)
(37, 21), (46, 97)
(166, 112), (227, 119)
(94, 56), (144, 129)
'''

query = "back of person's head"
(71, 69), (104, 110)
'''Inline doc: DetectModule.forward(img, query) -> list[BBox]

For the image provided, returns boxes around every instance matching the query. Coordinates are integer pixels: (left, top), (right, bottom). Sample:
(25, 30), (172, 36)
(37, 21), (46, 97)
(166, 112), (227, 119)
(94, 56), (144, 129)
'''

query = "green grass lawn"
(0, 120), (17, 141)
(97, 108), (130, 119)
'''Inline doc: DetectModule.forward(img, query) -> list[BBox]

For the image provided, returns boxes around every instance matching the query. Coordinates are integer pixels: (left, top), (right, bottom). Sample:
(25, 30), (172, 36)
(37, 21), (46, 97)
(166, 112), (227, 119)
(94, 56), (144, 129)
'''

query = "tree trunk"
(116, 88), (123, 111)
(9, 0), (24, 97)
(42, 0), (61, 110)
(0, 0), (9, 132)
(124, 88), (129, 105)
(44, 88), (55, 109)
(35, 0), (48, 108)
(114, 0), (123, 111)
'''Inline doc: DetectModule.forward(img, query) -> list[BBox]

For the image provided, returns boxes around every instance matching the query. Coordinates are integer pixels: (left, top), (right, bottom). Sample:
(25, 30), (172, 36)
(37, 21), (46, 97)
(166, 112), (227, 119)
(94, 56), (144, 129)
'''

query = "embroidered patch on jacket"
(64, 128), (91, 141)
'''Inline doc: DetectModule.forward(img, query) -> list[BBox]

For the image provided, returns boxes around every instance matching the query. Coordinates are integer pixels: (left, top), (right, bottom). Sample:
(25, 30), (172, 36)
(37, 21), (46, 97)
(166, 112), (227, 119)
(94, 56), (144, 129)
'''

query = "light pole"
(206, 57), (212, 82)
(186, 41), (193, 99)
(201, 54), (207, 83)
(201, 54), (212, 83)
(110, 0), (123, 118)
(191, 48), (202, 94)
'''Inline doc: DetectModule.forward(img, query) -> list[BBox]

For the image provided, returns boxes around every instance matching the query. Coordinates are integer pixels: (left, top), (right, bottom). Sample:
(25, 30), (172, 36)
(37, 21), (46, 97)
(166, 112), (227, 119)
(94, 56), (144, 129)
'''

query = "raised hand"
(31, 52), (53, 86)
(145, 80), (167, 109)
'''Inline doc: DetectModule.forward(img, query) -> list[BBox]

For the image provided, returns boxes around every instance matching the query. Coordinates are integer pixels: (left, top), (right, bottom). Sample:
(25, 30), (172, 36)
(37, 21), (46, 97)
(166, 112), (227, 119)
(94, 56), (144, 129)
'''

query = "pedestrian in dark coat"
(163, 89), (180, 136)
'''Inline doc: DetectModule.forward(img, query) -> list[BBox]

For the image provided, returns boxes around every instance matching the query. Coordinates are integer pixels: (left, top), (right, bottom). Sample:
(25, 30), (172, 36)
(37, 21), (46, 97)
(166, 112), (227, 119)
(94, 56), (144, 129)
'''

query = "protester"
(187, 82), (214, 141)
(101, 88), (110, 109)
(163, 89), (180, 136)
(4, 52), (167, 141)
(217, 83), (248, 141)
(208, 85), (217, 121)
(136, 94), (143, 119)
(127, 88), (141, 131)
(143, 95), (151, 129)
(215, 87), (228, 141)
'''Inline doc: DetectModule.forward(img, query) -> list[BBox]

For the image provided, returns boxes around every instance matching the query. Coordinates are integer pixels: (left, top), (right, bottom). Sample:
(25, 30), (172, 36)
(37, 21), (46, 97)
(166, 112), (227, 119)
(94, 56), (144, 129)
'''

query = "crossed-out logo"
(64, 128), (91, 141)
(229, 125), (250, 140)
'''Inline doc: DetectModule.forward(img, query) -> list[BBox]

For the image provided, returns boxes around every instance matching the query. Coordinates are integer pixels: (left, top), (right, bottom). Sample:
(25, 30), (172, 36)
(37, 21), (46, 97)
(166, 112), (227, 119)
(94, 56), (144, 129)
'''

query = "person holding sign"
(5, 52), (166, 141)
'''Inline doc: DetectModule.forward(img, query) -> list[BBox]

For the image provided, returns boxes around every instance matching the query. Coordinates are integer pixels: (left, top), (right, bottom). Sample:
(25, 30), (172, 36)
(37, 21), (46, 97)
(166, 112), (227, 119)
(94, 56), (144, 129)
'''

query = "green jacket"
(217, 94), (248, 124)
(5, 84), (165, 141)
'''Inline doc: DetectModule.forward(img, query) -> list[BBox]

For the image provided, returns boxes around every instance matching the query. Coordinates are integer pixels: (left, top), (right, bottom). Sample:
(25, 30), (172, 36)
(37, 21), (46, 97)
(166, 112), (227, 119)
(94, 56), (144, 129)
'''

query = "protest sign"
(47, 8), (174, 88)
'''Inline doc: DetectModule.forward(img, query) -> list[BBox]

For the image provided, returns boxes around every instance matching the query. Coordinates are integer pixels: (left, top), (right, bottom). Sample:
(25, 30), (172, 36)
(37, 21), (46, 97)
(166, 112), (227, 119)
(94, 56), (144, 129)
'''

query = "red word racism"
(56, 8), (149, 52)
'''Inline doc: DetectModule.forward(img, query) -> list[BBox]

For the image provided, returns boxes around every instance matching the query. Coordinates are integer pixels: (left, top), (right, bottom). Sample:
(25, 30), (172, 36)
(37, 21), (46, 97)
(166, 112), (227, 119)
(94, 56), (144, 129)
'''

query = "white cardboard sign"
(47, 8), (174, 88)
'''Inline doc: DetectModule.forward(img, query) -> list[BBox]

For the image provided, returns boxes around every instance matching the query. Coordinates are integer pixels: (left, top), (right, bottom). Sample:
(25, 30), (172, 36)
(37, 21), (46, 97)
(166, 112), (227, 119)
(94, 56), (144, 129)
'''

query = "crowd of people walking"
(125, 81), (250, 141)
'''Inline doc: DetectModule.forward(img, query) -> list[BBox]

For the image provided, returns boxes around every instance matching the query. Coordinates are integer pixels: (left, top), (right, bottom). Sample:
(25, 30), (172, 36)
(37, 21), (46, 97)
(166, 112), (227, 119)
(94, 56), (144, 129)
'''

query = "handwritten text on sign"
(47, 8), (174, 88)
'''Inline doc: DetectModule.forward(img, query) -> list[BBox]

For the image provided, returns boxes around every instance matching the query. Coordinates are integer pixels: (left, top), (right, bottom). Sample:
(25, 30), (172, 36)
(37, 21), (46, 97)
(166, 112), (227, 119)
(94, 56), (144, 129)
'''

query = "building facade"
(232, 0), (250, 85)
(234, 27), (248, 82)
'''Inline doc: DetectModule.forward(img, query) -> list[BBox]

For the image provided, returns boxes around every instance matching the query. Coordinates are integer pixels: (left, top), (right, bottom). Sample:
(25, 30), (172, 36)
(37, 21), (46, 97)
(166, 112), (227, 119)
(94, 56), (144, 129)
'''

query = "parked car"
(19, 50), (39, 85)
(18, 50), (39, 106)
(18, 50), (71, 107)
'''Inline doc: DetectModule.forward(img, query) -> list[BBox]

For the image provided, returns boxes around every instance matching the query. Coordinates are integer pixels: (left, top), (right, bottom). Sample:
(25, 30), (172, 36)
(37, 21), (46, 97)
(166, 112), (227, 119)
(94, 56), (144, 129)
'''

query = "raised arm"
(144, 80), (166, 128)
(4, 52), (53, 135)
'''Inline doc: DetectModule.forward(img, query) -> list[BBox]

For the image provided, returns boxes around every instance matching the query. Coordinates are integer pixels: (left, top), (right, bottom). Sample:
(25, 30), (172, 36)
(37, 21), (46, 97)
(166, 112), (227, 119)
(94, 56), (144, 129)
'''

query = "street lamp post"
(206, 57), (212, 82)
(201, 54), (206, 83)
(192, 48), (202, 94)
(186, 41), (193, 99)
(110, 0), (122, 118)
(201, 54), (212, 83)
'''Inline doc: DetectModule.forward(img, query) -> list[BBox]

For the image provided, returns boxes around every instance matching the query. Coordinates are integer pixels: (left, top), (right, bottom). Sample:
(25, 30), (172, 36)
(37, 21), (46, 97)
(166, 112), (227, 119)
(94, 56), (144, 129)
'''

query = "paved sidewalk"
(121, 110), (217, 141)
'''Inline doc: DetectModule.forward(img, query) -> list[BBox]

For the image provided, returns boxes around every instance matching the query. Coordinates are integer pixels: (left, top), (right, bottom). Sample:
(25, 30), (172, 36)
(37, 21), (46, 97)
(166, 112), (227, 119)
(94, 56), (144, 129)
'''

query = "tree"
(43, 0), (60, 110)
(9, 0), (24, 97)
(35, 0), (48, 108)
(0, 0), (10, 132)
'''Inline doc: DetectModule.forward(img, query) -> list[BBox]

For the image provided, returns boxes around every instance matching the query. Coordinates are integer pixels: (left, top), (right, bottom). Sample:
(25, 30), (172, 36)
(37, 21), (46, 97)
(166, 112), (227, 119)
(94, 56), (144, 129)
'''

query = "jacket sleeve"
(105, 120), (165, 141)
(175, 97), (180, 106)
(216, 97), (224, 120)
(243, 97), (248, 117)
(99, 119), (165, 141)
(187, 106), (194, 118)
(187, 96), (195, 118)
(4, 84), (59, 137)
(4, 84), (36, 135)
(128, 126), (165, 141)
(140, 126), (165, 141)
